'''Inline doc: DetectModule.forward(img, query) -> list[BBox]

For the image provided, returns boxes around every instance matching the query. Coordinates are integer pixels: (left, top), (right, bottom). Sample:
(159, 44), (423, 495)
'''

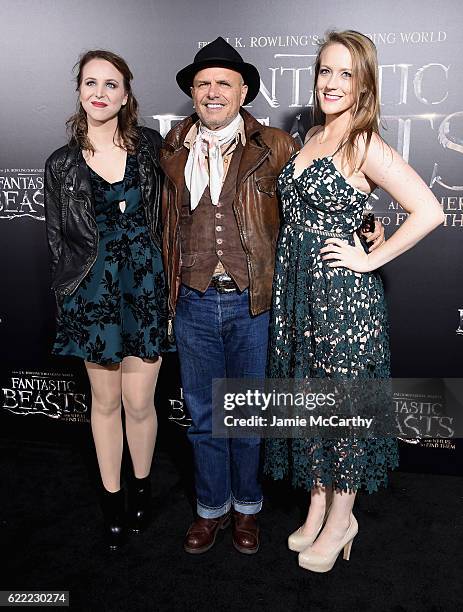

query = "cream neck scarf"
(184, 113), (242, 211)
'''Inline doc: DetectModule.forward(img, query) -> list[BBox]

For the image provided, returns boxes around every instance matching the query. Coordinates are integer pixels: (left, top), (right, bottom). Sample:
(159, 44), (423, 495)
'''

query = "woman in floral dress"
(44, 50), (172, 550)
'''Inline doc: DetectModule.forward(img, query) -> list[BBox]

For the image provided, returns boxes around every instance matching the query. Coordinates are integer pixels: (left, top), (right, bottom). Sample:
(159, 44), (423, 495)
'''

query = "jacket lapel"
(72, 149), (94, 201)
(236, 109), (270, 187)
(236, 140), (269, 187)
(161, 146), (189, 197)
(160, 117), (195, 200)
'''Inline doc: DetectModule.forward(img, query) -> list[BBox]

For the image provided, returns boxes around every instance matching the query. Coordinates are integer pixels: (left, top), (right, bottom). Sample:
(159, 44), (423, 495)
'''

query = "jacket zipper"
(141, 141), (162, 250)
(60, 193), (99, 296)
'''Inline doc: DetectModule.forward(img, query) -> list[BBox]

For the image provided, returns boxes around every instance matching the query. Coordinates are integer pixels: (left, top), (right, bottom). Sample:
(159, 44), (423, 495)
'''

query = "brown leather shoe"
(232, 511), (260, 554)
(184, 512), (231, 554)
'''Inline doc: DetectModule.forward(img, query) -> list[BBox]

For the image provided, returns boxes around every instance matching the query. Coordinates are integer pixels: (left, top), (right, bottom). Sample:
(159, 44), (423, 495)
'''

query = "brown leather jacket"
(160, 108), (299, 317)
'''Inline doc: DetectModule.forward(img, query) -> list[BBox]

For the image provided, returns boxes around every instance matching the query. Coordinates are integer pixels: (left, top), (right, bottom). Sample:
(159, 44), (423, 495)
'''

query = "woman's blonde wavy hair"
(66, 49), (139, 154)
(313, 30), (381, 173)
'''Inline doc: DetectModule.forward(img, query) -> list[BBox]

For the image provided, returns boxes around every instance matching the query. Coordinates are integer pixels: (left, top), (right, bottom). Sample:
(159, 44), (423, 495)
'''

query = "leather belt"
(209, 277), (238, 293)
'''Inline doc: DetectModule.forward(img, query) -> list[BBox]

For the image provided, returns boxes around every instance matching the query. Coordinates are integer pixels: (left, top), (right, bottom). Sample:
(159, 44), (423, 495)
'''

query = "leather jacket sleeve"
(44, 156), (63, 280)
(141, 127), (163, 154)
(139, 127), (164, 249)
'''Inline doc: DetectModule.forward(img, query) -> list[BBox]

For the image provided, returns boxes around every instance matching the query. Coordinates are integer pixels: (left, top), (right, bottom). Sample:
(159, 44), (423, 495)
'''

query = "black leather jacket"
(44, 127), (163, 300)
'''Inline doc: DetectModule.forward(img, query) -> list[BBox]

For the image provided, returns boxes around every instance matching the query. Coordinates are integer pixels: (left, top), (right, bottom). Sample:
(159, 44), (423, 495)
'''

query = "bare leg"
(121, 356), (162, 478)
(300, 483), (333, 537)
(307, 486), (356, 554)
(85, 361), (122, 492)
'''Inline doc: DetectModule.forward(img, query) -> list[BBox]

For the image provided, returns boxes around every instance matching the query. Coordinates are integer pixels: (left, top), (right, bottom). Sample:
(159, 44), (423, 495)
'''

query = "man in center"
(160, 37), (297, 554)
(160, 37), (382, 555)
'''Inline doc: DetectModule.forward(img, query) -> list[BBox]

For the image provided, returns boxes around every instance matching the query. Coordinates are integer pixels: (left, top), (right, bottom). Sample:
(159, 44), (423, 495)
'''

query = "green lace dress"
(263, 154), (398, 493)
(53, 154), (172, 365)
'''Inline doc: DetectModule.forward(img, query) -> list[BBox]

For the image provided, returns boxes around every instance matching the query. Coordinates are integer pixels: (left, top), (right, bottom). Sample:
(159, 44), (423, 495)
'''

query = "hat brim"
(176, 58), (260, 105)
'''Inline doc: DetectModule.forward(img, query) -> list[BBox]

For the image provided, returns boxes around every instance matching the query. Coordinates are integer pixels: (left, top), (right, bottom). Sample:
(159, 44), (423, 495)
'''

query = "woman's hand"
(320, 233), (373, 273)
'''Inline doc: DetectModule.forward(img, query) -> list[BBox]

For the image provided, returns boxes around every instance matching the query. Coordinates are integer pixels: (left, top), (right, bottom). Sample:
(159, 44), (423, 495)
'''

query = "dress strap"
(331, 141), (345, 158)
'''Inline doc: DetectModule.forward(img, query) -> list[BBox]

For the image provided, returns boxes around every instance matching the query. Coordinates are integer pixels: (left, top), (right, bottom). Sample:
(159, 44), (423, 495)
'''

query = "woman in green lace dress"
(264, 31), (444, 572)
(44, 50), (173, 550)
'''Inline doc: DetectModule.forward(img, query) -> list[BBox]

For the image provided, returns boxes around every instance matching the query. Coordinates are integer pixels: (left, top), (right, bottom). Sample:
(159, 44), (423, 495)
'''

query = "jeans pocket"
(178, 284), (194, 298)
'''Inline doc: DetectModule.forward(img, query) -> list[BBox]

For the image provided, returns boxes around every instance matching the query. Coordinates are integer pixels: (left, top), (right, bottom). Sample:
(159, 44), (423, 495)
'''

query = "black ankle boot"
(101, 487), (126, 550)
(127, 475), (152, 533)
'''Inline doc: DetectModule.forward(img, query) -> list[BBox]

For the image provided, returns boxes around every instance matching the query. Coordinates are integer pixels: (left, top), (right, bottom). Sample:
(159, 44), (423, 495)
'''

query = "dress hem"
(51, 349), (172, 366)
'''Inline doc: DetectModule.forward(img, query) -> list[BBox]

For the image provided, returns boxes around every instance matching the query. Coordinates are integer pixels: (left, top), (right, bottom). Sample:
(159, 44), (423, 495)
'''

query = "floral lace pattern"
(264, 155), (398, 493)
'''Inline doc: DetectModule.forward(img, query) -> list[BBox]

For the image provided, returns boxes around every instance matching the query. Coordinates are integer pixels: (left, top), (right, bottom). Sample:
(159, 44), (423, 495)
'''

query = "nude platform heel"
(287, 499), (332, 552)
(297, 513), (358, 572)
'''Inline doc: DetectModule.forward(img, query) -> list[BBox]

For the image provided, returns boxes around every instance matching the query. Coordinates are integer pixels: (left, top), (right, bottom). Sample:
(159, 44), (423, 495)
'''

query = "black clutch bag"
(357, 213), (375, 252)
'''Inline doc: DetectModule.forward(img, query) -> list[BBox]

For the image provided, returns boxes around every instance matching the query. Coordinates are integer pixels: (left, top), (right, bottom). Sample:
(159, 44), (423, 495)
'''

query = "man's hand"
(361, 219), (385, 252)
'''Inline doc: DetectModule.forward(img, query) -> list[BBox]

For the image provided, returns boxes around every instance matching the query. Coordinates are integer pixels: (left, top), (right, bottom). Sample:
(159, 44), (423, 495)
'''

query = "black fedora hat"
(176, 37), (260, 105)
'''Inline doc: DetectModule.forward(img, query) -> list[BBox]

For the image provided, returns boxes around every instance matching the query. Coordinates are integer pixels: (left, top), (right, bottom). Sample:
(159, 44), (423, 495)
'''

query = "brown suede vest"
(179, 142), (249, 292)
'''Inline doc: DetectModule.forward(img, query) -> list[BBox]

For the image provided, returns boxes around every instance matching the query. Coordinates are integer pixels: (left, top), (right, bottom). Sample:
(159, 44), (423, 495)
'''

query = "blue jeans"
(174, 285), (269, 518)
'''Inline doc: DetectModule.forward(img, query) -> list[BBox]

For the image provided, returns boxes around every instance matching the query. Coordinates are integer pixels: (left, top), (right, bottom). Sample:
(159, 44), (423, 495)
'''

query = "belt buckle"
(211, 277), (237, 293)
(219, 284), (236, 294)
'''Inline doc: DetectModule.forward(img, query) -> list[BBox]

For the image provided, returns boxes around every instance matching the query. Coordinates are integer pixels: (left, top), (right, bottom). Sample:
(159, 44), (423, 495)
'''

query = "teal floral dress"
(264, 155), (399, 493)
(53, 154), (172, 364)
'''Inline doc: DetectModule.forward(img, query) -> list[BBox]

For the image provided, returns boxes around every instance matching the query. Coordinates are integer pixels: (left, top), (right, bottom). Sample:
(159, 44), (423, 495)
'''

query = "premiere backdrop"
(0, 0), (462, 472)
